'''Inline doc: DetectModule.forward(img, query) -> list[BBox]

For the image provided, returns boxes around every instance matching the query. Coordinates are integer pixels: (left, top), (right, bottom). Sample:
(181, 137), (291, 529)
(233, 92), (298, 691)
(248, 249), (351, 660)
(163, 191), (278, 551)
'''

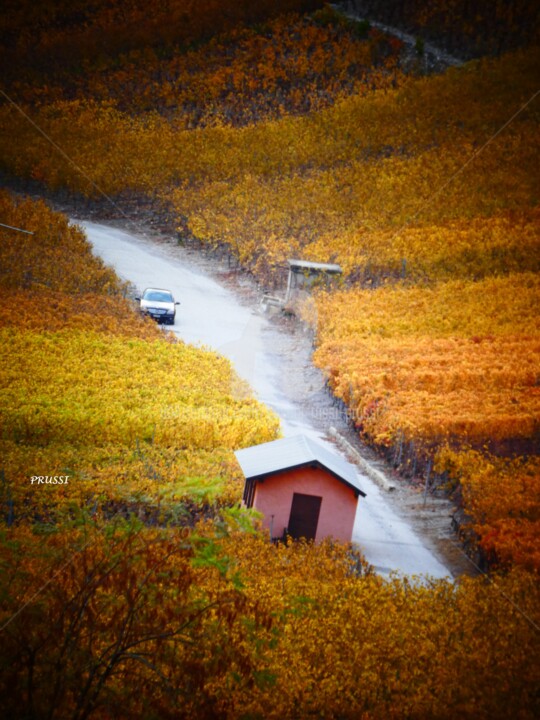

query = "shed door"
(288, 493), (322, 541)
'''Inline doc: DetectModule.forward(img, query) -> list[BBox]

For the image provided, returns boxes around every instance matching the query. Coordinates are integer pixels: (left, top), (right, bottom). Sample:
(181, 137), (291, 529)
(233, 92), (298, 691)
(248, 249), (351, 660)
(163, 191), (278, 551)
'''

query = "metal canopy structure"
(261, 258), (343, 309)
(285, 258), (342, 302)
(287, 258), (342, 274)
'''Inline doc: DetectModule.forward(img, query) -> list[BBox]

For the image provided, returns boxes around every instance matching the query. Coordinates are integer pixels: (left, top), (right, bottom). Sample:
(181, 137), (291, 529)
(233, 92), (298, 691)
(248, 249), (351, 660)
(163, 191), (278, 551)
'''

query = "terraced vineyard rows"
(0, 1), (539, 715)
(0, 192), (279, 525)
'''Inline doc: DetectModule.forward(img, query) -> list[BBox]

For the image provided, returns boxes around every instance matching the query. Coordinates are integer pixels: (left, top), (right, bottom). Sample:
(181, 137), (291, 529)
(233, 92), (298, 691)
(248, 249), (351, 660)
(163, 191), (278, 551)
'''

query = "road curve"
(82, 219), (453, 580)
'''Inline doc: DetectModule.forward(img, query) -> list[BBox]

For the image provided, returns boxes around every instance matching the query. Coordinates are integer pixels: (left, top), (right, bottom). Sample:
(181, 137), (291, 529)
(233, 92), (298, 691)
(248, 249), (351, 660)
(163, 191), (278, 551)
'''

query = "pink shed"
(235, 435), (366, 543)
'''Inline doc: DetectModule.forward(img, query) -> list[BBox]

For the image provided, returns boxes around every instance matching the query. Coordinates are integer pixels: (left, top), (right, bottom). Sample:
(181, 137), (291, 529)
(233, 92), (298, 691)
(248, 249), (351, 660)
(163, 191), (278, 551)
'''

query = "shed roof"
(235, 435), (366, 497)
(287, 258), (342, 274)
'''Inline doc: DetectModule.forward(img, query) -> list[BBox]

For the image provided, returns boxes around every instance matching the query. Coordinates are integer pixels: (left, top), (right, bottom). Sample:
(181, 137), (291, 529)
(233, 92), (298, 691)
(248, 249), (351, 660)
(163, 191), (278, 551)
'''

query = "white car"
(136, 288), (180, 325)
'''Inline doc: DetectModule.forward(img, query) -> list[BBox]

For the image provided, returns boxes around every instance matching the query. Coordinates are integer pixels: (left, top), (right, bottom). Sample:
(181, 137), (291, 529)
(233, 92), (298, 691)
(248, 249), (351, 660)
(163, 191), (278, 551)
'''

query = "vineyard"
(0, 192), (279, 525)
(309, 276), (540, 570)
(8, 12), (404, 128)
(5, 188), (535, 720)
(1, 0), (539, 716)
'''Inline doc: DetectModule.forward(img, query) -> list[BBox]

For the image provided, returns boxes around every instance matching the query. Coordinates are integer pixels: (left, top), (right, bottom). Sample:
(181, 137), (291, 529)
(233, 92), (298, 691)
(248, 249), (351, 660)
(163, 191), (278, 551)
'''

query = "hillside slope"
(1, 3), (538, 570)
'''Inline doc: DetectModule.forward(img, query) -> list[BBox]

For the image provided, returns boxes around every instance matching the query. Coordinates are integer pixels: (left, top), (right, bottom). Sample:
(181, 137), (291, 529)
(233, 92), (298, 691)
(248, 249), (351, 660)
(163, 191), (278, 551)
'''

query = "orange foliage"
(0, 191), (122, 293)
(0, 37), (537, 578)
(0, 522), (277, 719)
(314, 333), (540, 446)
(311, 275), (540, 568)
(0, 10), (538, 712)
(73, 14), (401, 127)
(311, 274), (540, 451)
(0, 288), (162, 338)
(2, 0), (325, 84)
(436, 448), (540, 571)
(2, 523), (538, 718)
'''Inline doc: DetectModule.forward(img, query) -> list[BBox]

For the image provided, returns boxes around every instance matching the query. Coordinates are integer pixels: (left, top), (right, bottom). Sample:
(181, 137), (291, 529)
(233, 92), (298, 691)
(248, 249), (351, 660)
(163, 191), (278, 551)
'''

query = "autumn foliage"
(0, 192), (279, 525)
(311, 275), (540, 449)
(0, 193), (123, 294)
(309, 275), (540, 570)
(435, 448), (540, 572)
(0, 0), (537, 564)
(9, 13), (403, 128)
(0, 3), (539, 716)
(1, 0), (324, 84)
(1, 522), (539, 719)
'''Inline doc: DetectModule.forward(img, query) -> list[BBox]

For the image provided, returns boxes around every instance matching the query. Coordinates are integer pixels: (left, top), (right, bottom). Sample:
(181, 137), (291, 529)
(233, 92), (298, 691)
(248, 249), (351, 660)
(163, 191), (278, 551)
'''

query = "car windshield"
(143, 290), (173, 302)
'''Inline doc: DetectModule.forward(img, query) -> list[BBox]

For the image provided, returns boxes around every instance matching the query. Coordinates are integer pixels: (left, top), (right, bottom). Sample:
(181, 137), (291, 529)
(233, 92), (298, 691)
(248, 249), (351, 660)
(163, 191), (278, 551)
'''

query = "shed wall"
(252, 466), (358, 543)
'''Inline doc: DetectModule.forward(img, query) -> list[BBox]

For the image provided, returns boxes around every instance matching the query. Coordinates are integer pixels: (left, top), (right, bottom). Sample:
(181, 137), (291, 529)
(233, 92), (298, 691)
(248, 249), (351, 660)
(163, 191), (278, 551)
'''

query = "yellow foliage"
(0, 193), (279, 520)
(0, 328), (279, 450)
(0, 288), (162, 338)
(0, 440), (245, 520)
(0, 10), (538, 716)
(311, 274), (540, 569)
(0, 191), (122, 292)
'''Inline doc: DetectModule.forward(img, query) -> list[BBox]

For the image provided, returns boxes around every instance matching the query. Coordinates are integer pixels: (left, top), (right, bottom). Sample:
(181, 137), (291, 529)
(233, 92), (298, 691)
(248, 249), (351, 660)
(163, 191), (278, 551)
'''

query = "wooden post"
(284, 267), (293, 304)
(423, 459), (432, 506)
